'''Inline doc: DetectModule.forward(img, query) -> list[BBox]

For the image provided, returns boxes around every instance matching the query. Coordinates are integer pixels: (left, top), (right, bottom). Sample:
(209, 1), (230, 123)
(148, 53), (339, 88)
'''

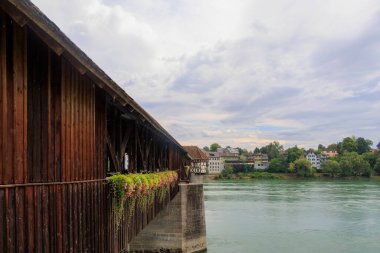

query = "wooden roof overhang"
(0, 0), (187, 154)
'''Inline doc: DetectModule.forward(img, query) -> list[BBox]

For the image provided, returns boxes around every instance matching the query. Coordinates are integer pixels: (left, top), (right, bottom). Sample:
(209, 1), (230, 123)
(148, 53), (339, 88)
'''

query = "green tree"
(294, 158), (313, 177)
(327, 143), (338, 151)
(240, 154), (248, 162)
(377, 142), (380, 150)
(237, 147), (248, 156)
(322, 160), (341, 177)
(210, 143), (221, 152)
(260, 141), (284, 160)
(254, 147), (260, 154)
(221, 164), (233, 177)
(362, 152), (377, 168)
(203, 146), (210, 151)
(342, 137), (357, 153)
(288, 162), (295, 173)
(318, 144), (326, 151)
(374, 158), (380, 174)
(356, 137), (373, 154)
(286, 146), (304, 164)
(339, 152), (372, 177)
(268, 157), (287, 173)
(337, 142), (343, 154)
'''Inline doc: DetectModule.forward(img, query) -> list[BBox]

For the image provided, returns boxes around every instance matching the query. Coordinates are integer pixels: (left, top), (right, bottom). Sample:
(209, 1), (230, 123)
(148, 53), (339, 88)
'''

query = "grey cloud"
(32, 0), (380, 149)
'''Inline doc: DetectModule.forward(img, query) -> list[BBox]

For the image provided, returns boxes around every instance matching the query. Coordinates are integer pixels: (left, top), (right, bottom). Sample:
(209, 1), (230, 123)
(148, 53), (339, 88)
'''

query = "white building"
(205, 152), (224, 174)
(305, 152), (326, 170)
(253, 153), (269, 170)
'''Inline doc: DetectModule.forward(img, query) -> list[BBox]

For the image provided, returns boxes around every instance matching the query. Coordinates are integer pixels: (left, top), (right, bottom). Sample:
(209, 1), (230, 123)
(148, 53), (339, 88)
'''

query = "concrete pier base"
(128, 182), (207, 253)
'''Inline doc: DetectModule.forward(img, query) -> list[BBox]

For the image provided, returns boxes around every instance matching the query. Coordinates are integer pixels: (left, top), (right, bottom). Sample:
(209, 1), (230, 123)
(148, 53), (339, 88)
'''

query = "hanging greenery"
(107, 171), (178, 228)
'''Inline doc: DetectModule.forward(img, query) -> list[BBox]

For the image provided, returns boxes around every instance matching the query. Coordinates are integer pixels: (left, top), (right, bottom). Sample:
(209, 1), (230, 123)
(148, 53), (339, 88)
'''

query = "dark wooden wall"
(0, 9), (186, 253)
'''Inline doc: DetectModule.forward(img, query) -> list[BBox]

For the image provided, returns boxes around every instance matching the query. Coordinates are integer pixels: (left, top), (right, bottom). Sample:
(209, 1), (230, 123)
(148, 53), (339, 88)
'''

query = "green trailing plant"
(107, 171), (178, 228)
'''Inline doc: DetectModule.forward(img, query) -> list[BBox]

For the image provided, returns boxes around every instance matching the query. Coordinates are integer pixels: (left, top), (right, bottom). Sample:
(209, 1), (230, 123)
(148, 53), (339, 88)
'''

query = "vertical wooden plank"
(56, 184), (63, 253)
(49, 51), (62, 181)
(90, 183), (95, 253)
(77, 183), (86, 252)
(52, 54), (62, 182)
(73, 184), (78, 252)
(48, 185), (56, 253)
(5, 14), (14, 184)
(0, 189), (6, 252)
(5, 188), (16, 253)
(78, 184), (83, 253)
(61, 60), (66, 182)
(68, 184), (73, 252)
(66, 61), (72, 182)
(79, 78), (83, 181)
(15, 187), (25, 252)
(84, 183), (89, 252)
(83, 80), (88, 180)
(35, 186), (43, 253)
(22, 29), (28, 184)
(0, 12), (6, 184)
(95, 182), (99, 253)
(42, 186), (50, 253)
(69, 68), (74, 182)
(41, 35), (49, 184)
(62, 185), (68, 252)
(47, 50), (53, 182)
(73, 71), (78, 182)
(88, 82), (92, 179)
(12, 21), (27, 184)
(25, 187), (35, 252)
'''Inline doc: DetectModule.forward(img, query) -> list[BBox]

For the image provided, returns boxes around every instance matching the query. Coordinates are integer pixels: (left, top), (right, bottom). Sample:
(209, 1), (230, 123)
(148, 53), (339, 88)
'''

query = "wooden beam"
(106, 132), (119, 171)
(119, 127), (131, 163)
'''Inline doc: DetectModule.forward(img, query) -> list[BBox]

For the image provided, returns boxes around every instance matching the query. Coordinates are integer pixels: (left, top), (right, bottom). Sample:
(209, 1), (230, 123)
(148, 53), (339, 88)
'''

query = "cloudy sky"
(32, 0), (380, 150)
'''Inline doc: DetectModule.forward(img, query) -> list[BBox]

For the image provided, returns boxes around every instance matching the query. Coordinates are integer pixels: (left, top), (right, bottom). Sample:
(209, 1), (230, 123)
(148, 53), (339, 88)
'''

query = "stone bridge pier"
(129, 176), (207, 253)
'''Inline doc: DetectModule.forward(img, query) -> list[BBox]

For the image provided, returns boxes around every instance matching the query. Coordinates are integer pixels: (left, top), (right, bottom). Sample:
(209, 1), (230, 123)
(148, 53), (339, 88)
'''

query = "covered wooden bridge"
(0, 0), (193, 252)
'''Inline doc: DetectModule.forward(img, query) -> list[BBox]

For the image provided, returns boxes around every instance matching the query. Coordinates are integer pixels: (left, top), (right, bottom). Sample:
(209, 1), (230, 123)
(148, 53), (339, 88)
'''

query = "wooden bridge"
(0, 1), (202, 252)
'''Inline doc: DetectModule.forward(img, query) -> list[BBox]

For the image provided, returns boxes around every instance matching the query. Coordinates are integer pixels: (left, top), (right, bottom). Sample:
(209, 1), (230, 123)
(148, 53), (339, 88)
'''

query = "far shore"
(203, 172), (380, 181)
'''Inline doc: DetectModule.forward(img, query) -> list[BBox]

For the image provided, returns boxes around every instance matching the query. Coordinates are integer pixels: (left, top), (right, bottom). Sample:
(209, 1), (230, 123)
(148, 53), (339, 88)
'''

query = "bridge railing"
(106, 171), (180, 252)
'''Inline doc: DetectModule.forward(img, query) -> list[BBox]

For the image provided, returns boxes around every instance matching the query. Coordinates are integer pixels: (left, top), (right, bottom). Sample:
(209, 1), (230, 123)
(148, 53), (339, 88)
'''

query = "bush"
(339, 152), (373, 177)
(221, 164), (234, 177)
(375, 158), (380, 174)
(268, 157), (287, 173)
(322, 160), (341, 177)
(288, 162), (295, 173)
(294, 158), (314, 177)
(249, 172), (282, 179)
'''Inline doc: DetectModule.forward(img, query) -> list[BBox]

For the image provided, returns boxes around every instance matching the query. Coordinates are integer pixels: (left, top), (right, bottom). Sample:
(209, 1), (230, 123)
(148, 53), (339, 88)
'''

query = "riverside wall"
(128, 179), (207, 253)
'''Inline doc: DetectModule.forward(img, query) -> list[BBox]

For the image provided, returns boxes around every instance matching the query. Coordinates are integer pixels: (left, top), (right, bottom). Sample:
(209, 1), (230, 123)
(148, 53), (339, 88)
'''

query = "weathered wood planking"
(0, 5), (186, 253)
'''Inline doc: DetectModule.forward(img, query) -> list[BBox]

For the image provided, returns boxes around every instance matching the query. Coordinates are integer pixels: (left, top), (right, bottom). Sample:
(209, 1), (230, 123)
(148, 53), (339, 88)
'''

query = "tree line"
(203, 137), (380, 178)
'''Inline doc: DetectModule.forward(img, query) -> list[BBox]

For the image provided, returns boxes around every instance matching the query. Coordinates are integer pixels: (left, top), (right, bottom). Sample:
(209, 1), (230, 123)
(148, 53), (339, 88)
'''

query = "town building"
(318, 153), (328, 164)
(217, 148), (239, 161)
(305, 152), (327, 170)
(305, 152), (319, 169)
(253, 153), (269, 170)
(321, 150), (338, 158)
(183, 146), (209, 174)
(205, 151), (224, 174)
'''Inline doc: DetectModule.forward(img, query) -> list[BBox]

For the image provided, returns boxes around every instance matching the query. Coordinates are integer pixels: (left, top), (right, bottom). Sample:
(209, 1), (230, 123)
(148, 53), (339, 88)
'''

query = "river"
(204, 179), (380, 253)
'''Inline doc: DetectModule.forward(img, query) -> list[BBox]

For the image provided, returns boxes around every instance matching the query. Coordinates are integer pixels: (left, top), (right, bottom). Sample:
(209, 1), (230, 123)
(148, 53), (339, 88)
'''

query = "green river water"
(204, 179), (380, 253)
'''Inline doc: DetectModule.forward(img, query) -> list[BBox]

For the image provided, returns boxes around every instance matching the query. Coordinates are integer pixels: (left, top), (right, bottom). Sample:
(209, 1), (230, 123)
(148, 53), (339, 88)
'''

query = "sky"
(32, 0), (380, 150)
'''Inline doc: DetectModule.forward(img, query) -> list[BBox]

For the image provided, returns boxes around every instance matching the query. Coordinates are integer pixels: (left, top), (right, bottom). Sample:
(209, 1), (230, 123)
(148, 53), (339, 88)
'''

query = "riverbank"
(204, 172), (380, 181)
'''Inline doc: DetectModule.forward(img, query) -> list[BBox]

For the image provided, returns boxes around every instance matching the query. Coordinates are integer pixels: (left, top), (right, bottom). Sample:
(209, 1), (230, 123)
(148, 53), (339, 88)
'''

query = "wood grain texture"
(0, 7), (186, 253)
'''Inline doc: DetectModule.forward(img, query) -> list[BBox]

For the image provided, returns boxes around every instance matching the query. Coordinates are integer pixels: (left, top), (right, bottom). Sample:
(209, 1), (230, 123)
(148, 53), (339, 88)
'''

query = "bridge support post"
(128, 181), (207, 253)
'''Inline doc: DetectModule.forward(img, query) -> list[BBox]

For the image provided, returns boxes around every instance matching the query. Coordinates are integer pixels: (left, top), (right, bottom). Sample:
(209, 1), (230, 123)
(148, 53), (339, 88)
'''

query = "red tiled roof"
(183, 146), (209, 160)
